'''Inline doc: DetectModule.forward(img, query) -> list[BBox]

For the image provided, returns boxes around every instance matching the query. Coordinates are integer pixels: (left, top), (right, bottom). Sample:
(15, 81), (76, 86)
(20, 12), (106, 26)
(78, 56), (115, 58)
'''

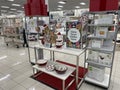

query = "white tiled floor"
(0, 37), (120, 90)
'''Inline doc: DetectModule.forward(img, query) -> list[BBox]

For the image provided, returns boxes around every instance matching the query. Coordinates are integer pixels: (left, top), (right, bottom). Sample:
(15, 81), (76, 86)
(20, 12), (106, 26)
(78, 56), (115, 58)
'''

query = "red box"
(90, 0), (118, 12)
(106, 0), (118, 10)
(31, 2), (45, 8)
(24, 8), (31, 16)
(89, 0), (101, 11)
(24, 4), (31, 16)
(31, 7), (42, 15)
(100, 0), (106, 11)
(42, 5), (48, 16)
(27, 0), (33, 3)
(32, 0), (45, 5)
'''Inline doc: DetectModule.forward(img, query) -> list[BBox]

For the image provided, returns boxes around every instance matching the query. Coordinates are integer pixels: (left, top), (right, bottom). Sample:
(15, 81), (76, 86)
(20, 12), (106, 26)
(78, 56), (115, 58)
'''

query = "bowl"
(54, 64), (68, 74)
(36, 59), (47, 66)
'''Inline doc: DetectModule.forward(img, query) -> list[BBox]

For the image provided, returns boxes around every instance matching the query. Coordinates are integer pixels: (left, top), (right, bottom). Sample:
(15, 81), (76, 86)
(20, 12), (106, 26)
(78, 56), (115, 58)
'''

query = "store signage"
(67, 28), (80, 43)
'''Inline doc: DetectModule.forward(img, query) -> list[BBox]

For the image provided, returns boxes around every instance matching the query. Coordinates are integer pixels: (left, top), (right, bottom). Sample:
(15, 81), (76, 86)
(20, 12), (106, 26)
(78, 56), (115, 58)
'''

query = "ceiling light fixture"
(8, 0), (14, 1)
(1, 10), (7, 12)
(9, 11), (14, 13)
(57, 8), (62, 10)
(17, 10), (23, 12)
(10, 8), (16, 10)
(75, 6), (80, 9)
(58, 1), (66, 4)
(58, 5), (63, 8)
(12, 4), (20, 6)
(1, 6), (9, 8)
(80, 2), (86, 5)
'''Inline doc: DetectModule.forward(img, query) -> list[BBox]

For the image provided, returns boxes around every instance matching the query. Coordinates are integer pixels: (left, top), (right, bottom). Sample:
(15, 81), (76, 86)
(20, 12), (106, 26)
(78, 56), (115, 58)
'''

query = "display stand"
(84, 11), (119, 88)
(25, 16), (49, 64)
(31, 44), (86, 90)
(2, 17), (24, 48)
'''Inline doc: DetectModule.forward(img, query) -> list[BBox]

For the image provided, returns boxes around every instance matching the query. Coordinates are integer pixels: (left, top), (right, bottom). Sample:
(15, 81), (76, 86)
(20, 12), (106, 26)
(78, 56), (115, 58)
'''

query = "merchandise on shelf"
(95, 27), (108, 38)
(94, 15), (113, 25)
(56, 32), (63, 48)
(88, 64), (105, 82)
(88, 50), (112, 66)
(85, 10), (118, 88)
(91, 39), (103, 48)
(42, 25), (57, 47)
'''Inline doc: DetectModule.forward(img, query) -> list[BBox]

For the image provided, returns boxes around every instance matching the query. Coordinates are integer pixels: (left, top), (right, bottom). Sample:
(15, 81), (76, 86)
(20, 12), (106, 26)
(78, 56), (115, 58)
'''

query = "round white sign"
(67, 28), (80, 43)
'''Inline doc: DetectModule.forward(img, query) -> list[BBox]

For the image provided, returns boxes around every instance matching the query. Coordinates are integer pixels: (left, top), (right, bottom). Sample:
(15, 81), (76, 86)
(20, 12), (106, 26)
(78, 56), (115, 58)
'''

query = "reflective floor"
(0, 37), (120, 90)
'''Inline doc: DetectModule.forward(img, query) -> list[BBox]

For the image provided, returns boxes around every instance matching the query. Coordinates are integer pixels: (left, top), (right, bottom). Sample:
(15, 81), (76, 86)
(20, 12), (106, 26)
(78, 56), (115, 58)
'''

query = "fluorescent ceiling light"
(1, 10), (7, 12)
(58, 1), (66, 4)
(8, 0), (14, 1)
(22, 7), (24, 8)
(75, 6), (80, 9)
(58, 5), (63, 8)
(9, 11), (14, 13)
(1, 6), (9, 8)
(80, 2), (86, 5)
(17, 10), (23, 12)
(57, 8), (62, 10)
(10, 8), (16, 10)
(12, 4), (20, 6)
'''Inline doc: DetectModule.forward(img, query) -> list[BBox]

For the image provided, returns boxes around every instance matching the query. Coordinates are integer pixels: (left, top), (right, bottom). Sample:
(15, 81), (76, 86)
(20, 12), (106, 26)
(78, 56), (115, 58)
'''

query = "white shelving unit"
(85, 74), (110, 88)
(85, 11), (119, 88)
(31, 44), (85, 89)
(32, 62), (76, 90)
(1, 17), (24, 48)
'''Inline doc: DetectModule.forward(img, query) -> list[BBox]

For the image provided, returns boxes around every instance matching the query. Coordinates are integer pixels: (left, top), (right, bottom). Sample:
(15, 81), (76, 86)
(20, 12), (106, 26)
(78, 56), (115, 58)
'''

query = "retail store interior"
(0, 0), (120, 90)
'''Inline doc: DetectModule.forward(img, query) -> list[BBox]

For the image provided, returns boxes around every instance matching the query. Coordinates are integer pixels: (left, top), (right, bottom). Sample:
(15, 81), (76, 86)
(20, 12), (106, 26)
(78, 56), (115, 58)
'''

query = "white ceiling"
(0, 0), (90, 15)
(49, 0), (89, 11)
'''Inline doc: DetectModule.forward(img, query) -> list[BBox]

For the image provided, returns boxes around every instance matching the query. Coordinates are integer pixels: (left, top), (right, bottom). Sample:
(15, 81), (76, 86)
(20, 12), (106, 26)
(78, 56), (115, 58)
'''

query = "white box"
(88, 64), (105, 82)
(88, 50), (99, 62)
(95, 27), (108, 38)
(91, 39), (103, 48)
(98, 53), (112, 66)
(94, 15), (113, 25)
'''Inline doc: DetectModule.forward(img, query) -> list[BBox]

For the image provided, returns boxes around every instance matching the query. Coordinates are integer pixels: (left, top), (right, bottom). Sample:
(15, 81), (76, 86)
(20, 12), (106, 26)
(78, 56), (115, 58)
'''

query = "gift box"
(95, 27), (108, 38)
(106, 0), (118, 11)
(32, 0), (45, 5)
(24, 3), (31, 16)
(31, 7), (42, 15)
(90, 0), (118, 11)
(91, 39), (103, 48)
(27, 0), (33, 3)
(24, 0), (48, 16)
(90, 0), (106, 11)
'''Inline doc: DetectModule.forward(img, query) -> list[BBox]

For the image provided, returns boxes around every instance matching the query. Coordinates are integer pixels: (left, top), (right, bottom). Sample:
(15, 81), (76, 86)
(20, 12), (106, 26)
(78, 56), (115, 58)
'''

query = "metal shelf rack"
(84, 11), (119, 88)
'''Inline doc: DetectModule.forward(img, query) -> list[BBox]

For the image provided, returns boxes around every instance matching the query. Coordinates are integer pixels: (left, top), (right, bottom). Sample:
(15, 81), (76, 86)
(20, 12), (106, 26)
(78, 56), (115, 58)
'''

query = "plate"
(46, 64), (55, 71)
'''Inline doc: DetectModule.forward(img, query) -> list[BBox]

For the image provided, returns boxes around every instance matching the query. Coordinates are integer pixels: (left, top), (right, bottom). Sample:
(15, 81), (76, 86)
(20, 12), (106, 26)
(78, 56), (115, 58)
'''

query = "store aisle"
(0, 37), (120, 90)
